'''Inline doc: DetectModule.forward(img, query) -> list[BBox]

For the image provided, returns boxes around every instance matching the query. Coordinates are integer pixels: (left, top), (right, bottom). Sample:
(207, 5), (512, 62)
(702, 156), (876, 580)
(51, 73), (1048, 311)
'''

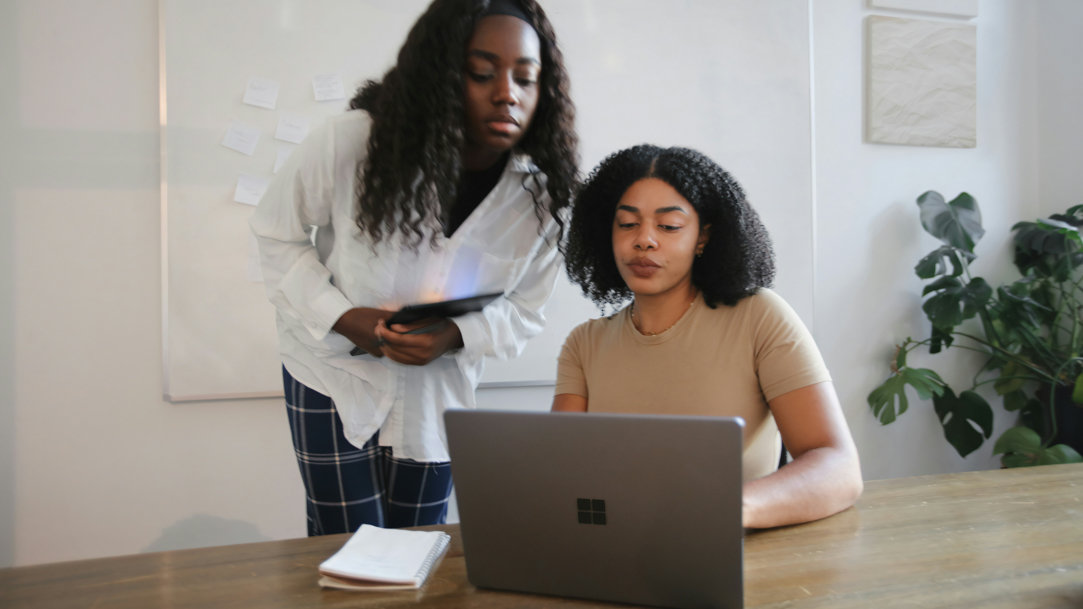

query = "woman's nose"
(633, 227), (657, 250)
(493, 73), (519, 105)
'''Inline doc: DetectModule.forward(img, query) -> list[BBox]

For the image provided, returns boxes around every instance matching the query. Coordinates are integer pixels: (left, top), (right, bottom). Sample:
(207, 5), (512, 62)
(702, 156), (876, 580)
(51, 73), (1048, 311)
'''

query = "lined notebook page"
(318, 525), (450, 590)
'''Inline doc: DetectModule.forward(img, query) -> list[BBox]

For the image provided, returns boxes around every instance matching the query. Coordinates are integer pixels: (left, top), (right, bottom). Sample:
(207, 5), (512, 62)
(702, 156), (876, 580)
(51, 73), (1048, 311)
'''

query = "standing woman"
(251, 0), (577, 535)
(553, 145), (861, 529)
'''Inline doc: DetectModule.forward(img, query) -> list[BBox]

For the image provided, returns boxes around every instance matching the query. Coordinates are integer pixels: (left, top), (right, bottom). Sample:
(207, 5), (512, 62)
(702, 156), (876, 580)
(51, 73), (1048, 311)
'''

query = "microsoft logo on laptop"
(577, 498), (606, 525)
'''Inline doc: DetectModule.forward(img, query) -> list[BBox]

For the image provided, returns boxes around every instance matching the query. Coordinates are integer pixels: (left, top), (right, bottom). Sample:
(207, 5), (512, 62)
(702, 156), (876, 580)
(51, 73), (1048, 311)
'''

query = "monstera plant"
(868, 191), (1083, 467)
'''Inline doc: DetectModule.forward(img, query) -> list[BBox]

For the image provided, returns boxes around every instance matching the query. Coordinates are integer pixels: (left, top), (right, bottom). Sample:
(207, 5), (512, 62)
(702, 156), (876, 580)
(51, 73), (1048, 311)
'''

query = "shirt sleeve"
(554, 321), (589, 397)
(752, 290), (832, 402)
(248, 121), (353, 340)
(454, 212), (562, 362)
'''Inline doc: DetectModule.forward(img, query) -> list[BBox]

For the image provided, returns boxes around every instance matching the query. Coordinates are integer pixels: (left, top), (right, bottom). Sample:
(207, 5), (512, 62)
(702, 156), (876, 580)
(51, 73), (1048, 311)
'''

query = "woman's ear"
(696, 223), (711, 256)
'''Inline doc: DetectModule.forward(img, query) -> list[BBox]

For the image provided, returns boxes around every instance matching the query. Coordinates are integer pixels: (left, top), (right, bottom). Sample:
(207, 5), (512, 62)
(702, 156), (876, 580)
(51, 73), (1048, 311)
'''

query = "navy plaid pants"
(282, 367), (454, 536)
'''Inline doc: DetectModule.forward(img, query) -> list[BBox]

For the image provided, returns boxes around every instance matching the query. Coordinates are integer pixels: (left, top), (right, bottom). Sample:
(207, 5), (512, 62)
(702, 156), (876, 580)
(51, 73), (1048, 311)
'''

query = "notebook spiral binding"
(416, 534), (451, 584)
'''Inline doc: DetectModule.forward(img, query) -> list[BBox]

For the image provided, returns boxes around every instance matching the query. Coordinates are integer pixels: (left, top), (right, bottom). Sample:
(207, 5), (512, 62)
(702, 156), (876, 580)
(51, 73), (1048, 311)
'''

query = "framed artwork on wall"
(865, 15), (977, 148)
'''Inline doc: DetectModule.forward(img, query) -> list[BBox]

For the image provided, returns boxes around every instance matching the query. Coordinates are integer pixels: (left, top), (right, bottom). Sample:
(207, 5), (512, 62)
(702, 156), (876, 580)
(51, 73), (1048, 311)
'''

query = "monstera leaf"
(995, 281), (1050, 332)
(993, 366), (1030, 399)
(997, 387), (1031, 412)
(993, 426), (1083, 468)
(932, 389), (993, 458)
(921, 276), (992, 333)
(1012, 214), (1083, 281)
(917, 191), (985, 254)
(868, 367), (946, 425)
(915, 245), (974, 280)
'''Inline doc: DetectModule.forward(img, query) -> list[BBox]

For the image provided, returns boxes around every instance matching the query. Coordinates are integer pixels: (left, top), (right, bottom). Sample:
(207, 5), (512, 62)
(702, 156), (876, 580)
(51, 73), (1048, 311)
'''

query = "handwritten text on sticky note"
(222, 122), (261, 156)
(243, 76), (280, 109)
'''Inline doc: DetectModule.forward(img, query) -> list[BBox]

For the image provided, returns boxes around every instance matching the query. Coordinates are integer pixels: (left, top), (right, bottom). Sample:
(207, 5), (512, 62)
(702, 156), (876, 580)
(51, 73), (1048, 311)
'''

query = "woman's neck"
(630, 285), (699, 336)
(461, 146), (508, 172)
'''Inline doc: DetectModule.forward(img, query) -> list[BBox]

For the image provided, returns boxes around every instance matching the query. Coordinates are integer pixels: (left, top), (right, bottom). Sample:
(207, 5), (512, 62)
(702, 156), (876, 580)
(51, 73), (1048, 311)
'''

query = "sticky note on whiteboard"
(312, 74), (346, 101)
(222, 122), (261, 156)
(243, 76), (280, 109)
(234, 174), (270, 206)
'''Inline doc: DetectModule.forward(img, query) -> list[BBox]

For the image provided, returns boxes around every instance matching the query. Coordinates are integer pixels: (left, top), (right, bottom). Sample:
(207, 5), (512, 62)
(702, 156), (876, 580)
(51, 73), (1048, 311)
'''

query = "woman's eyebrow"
(466, 49), (541, 67)
(654, 206), (689, 215)
(616, 204), (688, 215)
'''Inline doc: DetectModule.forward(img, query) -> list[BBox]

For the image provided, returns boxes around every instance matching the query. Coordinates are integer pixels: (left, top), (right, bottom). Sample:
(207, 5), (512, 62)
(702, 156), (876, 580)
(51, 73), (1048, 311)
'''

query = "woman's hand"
(332, 307), (393, 357)
(375, 318), (465, 366)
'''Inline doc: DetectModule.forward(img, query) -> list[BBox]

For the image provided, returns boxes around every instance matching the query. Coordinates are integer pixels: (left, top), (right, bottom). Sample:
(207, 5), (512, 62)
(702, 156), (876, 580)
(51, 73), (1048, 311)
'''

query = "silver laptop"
(445, 409), (745, 609)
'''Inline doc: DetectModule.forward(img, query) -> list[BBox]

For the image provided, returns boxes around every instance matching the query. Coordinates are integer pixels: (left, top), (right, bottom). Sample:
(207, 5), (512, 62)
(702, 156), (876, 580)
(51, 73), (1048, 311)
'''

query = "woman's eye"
(659, 225), (682, 232)
(617, 222), (637, 229)
(468, 72), (494, 83)
(515, 77), (537, 87)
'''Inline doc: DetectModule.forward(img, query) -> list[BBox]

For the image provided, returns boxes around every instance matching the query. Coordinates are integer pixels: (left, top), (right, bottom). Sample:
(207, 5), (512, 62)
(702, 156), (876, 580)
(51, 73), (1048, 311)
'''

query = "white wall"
(0, 0), (16, 568)
(812, 0), (1078, 480)
(1, 0), (1079, 567)
(813, 0), (1035, 478)
(3, 0), (305, 567)
(1033, 1), (1083, 213)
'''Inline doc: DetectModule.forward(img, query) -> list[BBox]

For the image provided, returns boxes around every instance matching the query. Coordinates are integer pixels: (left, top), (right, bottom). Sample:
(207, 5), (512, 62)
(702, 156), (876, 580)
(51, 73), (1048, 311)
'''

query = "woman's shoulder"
(565, 308), (626, 345)
(724, 288), (811, 338)
(285, 110), (372, 180)
(700, 288), (800, 327)
(323, 110), (372, 157)
(738, 288), (789, 310)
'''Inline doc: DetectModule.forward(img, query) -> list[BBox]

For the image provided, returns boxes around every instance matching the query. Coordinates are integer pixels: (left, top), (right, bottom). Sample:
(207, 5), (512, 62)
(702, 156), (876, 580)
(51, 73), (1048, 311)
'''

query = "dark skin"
(331, 15), (541, 366)
(331, 309), (463, 365)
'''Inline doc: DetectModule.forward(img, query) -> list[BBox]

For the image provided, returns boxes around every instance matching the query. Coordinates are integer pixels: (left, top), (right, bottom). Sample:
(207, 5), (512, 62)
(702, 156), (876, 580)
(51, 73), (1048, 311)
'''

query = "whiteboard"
(160, 0), (813, 401)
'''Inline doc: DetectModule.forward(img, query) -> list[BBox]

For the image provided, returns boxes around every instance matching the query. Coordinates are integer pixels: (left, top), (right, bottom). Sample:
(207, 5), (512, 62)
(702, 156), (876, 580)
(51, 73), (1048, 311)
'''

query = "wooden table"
(2, 463), (1081, 608)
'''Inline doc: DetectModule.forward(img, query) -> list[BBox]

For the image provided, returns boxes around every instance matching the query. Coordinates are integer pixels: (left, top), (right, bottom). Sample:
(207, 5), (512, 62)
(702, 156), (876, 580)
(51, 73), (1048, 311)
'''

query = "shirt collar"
(508, 152), (539, 175)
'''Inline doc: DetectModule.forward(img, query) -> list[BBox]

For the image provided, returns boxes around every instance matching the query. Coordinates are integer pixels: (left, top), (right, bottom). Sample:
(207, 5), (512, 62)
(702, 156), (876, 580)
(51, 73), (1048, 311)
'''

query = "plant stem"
(968, 376), (1024, 391)
(1043, 380), (1061, 449)
(953, 331), (1059, 382)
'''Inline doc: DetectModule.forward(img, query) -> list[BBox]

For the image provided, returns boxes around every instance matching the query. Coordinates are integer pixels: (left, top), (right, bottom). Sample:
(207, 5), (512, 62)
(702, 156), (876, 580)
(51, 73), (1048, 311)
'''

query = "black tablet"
(386, 291), (504, 326)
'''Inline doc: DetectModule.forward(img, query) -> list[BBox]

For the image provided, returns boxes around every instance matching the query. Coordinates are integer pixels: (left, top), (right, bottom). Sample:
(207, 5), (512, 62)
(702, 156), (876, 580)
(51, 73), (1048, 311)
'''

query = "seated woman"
(553, 144), (862, 529)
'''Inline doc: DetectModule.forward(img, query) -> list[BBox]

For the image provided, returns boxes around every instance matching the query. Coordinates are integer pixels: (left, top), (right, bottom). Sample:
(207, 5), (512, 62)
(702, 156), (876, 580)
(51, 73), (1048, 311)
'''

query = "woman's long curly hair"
(564, 144), (775, 309)
(349, 0), (578, 247)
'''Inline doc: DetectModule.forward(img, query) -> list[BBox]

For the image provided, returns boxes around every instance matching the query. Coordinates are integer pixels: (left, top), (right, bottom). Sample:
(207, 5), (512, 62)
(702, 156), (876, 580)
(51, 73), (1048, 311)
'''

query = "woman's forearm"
(742, 444), (863, 529)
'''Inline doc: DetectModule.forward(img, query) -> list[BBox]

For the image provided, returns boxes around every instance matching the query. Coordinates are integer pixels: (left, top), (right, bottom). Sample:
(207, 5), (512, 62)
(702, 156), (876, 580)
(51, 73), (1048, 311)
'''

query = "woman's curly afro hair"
(563, 144), (775, 309)
(349, 0), (577, 247)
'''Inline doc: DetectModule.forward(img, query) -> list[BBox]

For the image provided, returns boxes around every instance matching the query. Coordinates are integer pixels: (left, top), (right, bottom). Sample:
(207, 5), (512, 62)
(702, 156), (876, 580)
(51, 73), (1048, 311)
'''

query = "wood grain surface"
(2, 463), (1080, 608)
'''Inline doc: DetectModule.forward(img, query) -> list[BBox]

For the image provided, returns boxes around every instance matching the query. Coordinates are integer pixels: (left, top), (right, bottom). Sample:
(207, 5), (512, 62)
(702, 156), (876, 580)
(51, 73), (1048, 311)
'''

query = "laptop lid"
(445, 409), (745, 609)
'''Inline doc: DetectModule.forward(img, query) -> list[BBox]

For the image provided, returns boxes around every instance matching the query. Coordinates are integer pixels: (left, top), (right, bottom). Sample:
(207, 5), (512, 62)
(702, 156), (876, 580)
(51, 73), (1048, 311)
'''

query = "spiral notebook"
(318, 525), (450, 591)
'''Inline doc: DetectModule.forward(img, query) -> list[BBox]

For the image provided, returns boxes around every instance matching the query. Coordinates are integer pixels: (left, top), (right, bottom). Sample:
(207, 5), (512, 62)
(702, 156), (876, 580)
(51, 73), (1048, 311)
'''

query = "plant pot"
(1027, 385), (1083, 455)
(1052, 385), (1083, 455)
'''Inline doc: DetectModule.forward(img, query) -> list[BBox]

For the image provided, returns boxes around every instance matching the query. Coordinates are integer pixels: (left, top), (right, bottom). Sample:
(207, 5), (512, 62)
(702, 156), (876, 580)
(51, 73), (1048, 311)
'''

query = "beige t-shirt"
(555, 288), (831, 481)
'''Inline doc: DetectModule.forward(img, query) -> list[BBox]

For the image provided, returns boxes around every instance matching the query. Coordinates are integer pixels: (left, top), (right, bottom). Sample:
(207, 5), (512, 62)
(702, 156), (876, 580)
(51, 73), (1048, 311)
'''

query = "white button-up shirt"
(250, 111), (561, 461)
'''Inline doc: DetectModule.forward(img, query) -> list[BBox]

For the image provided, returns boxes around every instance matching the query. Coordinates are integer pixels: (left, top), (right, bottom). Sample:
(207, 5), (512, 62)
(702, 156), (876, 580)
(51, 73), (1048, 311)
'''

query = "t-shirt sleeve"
(751, 290), (832, 402)
(554, 321), (589, 398)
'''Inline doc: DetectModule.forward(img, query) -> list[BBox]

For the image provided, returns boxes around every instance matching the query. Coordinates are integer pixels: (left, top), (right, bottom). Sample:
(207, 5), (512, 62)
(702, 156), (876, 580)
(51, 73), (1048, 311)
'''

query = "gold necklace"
(631, 294), (697, 336)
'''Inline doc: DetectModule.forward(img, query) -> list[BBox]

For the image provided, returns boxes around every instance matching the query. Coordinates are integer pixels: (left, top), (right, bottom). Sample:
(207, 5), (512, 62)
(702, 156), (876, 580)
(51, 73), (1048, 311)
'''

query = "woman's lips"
(486, 118), (519, 135)
(627, 260), (660, 278)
